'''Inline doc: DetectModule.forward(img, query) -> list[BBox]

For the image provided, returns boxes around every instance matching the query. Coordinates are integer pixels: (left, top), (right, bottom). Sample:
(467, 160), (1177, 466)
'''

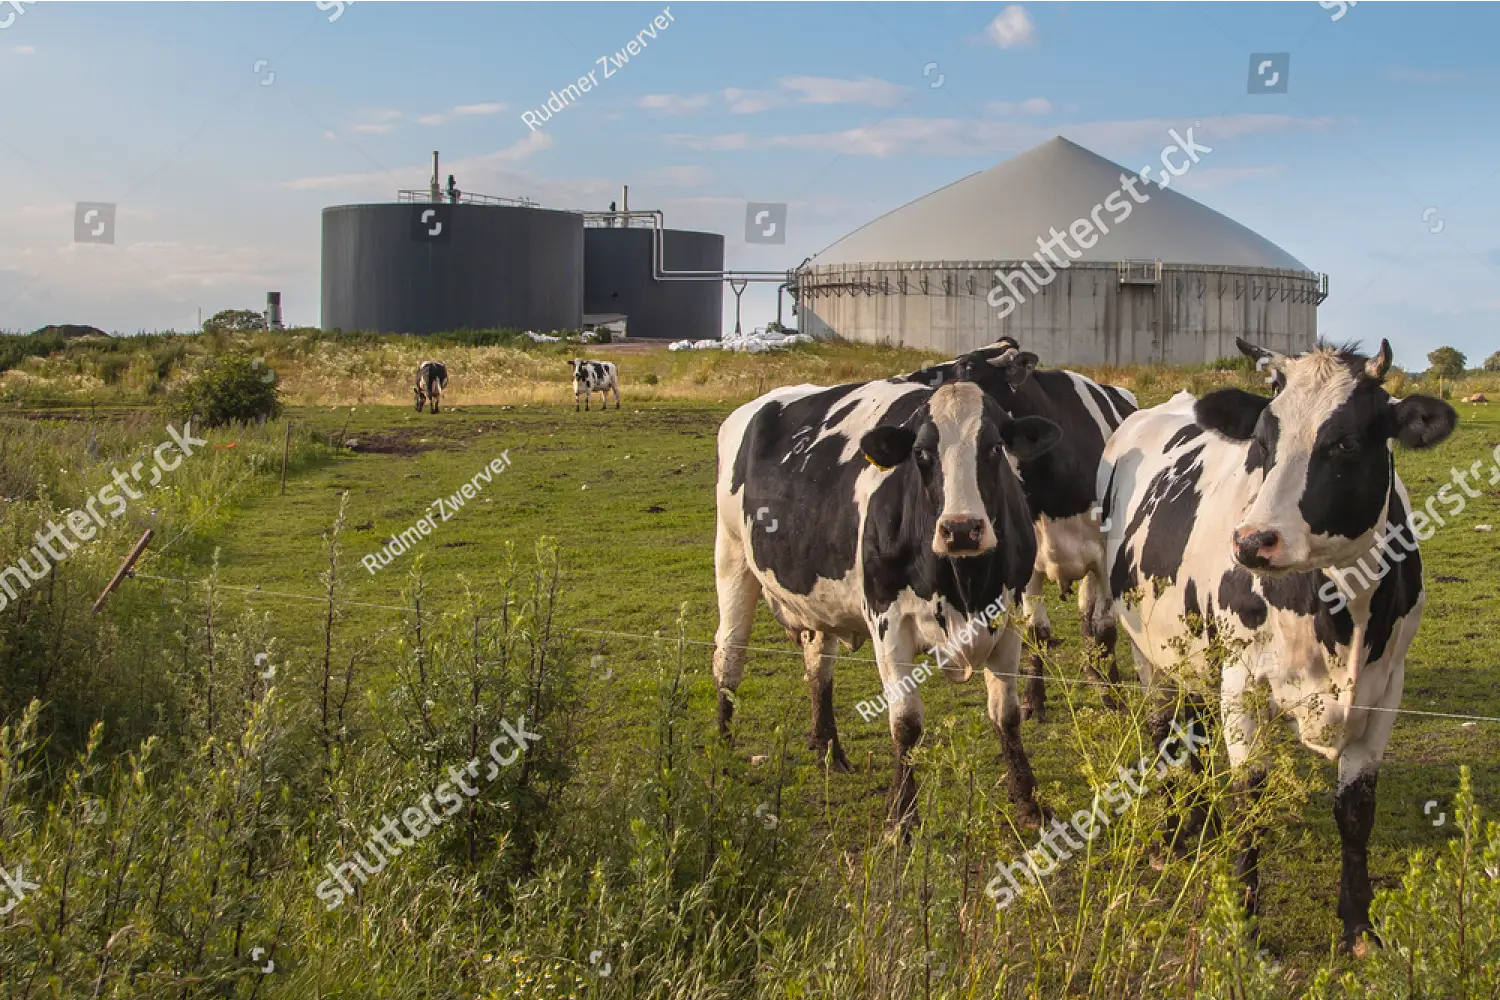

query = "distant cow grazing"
(903, 340), (1137, 719)
(571, 359), (620, 411)
(414, 361), (448, 413)
(1099, 338), (1456, 950)
(714, 376), (1062, 826)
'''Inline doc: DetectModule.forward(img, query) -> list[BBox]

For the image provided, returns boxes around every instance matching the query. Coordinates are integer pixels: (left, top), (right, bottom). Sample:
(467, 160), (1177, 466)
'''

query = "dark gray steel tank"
(321, 203), (583, 334)
(583, 227), (724, 340)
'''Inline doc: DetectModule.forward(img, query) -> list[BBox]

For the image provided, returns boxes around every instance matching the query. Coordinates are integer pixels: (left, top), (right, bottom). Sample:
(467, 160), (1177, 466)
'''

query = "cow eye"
(988, 442), (1006, 460)
(913, 447), (933, 465)
(1335, 437), (1360, 455)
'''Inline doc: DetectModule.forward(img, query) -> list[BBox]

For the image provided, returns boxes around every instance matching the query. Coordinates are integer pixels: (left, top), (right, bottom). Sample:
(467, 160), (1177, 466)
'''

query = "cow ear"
(1236, 338), (1277, 365)
(1000, 415), (1061, 460)
(1391, 394), (1457, 450)
(1195, 388), (1269, 441)
(1365, 339), (1393, 380)
(984, 349), (1037, 386)
(860, 426), (916, 471)
(1005, 351), (1039, 387)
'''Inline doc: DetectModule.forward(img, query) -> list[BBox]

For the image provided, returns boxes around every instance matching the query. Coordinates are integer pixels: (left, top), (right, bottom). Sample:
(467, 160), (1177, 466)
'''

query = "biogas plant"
(319, 138), (1324, 362)
(795, 137), (1326, 365)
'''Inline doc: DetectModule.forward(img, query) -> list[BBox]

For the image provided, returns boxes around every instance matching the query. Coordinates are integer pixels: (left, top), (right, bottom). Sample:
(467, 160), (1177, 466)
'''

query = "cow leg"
(984, 625), (1045, 829)
(1020, 570), (1050, 721)
(873, 618), (923, 831)
(803, 631), (851, 772)
(1334, 700), (1396, 953)
(712, 519), (760, 741)
(1230, 765), (1268, 922)
(613, 383), (621, 409)
(575, 391), (581, 412)
(1078, 570), (1123, 709)
(1149, 692), (1211, 856)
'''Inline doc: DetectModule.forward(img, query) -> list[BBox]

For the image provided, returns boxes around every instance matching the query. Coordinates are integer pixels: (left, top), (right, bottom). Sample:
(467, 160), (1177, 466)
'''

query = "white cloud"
(986, 5), (1037, 49)
(668, 113), (1332, 159)
(12, 45), (36, 56)
(349, 108), (402, 134)
(648, 76), (908, 117)
(987, 97), (1052, 116)
(724, 88), (780, 115)
(638, 93), (714, 114)
(779, 76), (907, 107)
(416, 102), (508, 126)
(283, 132), (554, 193)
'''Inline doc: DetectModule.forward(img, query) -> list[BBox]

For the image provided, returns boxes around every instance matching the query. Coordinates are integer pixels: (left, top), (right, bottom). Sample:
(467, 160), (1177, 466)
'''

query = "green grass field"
(3, 344), (1498, 997)
(187, 393), (1500, 965)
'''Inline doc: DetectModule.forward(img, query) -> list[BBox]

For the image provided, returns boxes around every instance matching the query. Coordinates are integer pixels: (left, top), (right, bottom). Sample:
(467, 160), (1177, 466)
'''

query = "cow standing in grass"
(414, 361), (448, 414)
(903, 340), (1138, 719)
(1099, 338), (1456, 950)
(571, 360), (620, 411)
(714, 377), (1062, 827)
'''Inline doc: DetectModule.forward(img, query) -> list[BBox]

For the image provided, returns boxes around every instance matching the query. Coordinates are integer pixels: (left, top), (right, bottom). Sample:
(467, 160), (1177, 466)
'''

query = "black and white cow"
(714, 376), (1062, 825)
(570, 359), (620, 411)
(1099, 338), (1456, 949)
(414, 360), (448, 413)
(903, 340), (1138, 719)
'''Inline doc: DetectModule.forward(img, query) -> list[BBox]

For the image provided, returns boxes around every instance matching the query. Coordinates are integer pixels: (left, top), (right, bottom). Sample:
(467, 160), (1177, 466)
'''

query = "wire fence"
(128, 570), (1500, 728)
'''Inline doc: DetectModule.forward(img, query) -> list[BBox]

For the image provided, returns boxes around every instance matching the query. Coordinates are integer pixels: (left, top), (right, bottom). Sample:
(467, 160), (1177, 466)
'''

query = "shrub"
(641, 372), (659, 386)
(1309, 766), (1500, 999)
(1427, 346), (1467, 380)
(202, 308), (266, 334)
(1484, 351), (1500, 373)
(173, 354), (282, 427)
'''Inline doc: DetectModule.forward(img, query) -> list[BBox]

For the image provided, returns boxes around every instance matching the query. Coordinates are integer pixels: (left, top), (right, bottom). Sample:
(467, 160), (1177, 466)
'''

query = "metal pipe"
(581, 209), (786, 282)
(430, 151), (440, 203)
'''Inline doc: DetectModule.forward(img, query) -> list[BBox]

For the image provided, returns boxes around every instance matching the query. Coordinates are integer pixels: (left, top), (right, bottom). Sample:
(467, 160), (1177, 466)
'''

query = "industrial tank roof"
(811, 136), (1309, 272)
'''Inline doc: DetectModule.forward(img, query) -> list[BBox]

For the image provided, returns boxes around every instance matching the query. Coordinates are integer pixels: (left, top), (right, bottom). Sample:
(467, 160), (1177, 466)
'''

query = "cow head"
(860, 382), (1061, 557)
(951, 343), (1040, 407)
(568, 359), (581, 379)
(1195, 339), (1456, 574)
(413, 384), (427, 411)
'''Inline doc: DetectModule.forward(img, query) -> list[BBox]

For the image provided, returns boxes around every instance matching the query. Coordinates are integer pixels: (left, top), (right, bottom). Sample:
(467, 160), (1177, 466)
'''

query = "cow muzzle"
(1233, 526), (1284, 571)
(934, 517), (994, 556)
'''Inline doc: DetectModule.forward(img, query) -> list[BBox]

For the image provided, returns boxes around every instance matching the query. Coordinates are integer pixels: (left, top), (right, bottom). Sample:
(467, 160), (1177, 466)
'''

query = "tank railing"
(396, 189), (539, 208)
(1117, 259), (1162, 285)
(582, 209), (787, 283)
(582, 213), (656, 230)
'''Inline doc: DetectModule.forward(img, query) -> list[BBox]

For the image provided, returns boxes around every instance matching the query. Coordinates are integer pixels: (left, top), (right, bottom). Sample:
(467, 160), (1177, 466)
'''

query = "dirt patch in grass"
(347, 430), (456, 456)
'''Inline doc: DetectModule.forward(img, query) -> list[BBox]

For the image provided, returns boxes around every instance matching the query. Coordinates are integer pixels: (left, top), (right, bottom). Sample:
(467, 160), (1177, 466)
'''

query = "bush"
(202, 308), (266, 334)
(641, 372), (659, 386)
(1428, 346), (1467, 380)
(173, 354), (282, 427)
(1485, 351), (1500, 373)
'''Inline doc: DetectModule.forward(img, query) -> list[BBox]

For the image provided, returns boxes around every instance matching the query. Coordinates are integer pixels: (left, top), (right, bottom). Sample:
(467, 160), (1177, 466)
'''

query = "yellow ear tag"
(865, 454), (894, 472)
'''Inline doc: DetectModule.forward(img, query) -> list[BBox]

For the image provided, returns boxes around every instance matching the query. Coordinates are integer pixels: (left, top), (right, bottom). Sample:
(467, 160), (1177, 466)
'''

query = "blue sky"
(1, 1), (1496, 367)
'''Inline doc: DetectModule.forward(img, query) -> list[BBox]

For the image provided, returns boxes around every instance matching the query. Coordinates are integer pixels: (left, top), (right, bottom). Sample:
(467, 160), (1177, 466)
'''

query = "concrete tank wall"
(795, 261), (1321, 365)
(322, 203), (583, 334)
(584, 228), (724, 340)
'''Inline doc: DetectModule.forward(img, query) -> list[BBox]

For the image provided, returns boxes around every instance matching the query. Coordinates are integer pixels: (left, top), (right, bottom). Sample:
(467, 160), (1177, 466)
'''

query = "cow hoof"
(1339, 928), (1380, 958)
(1015, 801), (1049, 831)
(716, 693), (736, 741)
(1021, 702), (1046, 723)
